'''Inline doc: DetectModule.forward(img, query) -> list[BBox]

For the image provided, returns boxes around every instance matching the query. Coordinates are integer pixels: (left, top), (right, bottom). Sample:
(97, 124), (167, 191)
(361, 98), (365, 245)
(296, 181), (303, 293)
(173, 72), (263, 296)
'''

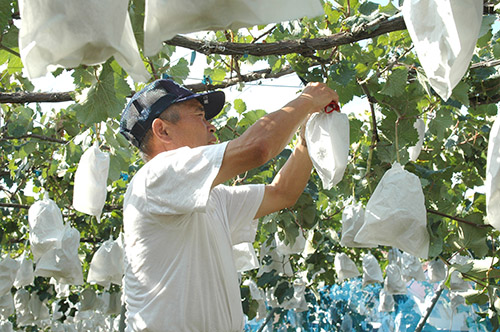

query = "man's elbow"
(249, 140), (274, 166)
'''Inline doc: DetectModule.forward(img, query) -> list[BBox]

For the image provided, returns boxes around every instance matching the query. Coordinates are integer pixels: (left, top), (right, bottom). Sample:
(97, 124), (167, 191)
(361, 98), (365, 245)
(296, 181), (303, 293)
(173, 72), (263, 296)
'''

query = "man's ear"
(151, 118), (171, 143)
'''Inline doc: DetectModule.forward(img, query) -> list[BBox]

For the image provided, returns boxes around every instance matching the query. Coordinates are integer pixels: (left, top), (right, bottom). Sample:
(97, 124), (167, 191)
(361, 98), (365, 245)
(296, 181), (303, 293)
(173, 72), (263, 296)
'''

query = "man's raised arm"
(212, 82), (337, 188)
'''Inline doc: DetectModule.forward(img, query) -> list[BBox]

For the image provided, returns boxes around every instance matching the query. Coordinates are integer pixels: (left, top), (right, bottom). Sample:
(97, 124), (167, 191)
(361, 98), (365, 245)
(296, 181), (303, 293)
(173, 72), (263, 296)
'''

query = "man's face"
(165, 99), (217, 149)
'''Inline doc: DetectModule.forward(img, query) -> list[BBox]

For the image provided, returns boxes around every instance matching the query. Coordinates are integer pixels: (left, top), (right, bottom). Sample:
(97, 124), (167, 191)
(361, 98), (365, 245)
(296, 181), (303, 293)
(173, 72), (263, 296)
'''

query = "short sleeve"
(212, 184), (265, 245)
(145, 142), (228, 215)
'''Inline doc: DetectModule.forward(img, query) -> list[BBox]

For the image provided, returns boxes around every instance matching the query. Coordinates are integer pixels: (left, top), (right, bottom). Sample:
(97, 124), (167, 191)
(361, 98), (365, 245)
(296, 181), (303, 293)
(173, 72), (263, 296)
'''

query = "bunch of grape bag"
(257, 239), (293, 277)
(0, 256), (19, 296)
(143, 0), (323, 56)
(243, 280), (267, 321)
(340, 201), (376, 248)
(0, 292), (14, 318)
(378, 289), (395, 312)
(354, 162), (429, 258)
(384, 263), (407, 295)
(232, 242), (259, 273)
(28, 293), (50, 323)
(18, 0), (149, 82)
(486, 113), (500, 230)
(35, 224), (83, 285)
(402, 0), (482, 100)
(334, 253), (360, 282)
(408, 118), (425, 162)
(362, 252), (383, 286)
(28, 192), (65, 262)
(73, 142), (110, 222)
(428, 259), (447, 283)
(400, 252), (426, 282)
(305, 111), (350, 189)
(14, 252), (34, 288)
(13, 289), (34, 327)
(87, 236), (124, 288)
(281, 281), (307, 312)
(275, 230), (306, 256)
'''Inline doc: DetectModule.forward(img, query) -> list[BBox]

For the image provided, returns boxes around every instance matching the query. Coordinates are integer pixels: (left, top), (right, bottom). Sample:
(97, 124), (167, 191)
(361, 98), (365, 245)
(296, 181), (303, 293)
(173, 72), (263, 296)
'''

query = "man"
(119, 79), (337, 331)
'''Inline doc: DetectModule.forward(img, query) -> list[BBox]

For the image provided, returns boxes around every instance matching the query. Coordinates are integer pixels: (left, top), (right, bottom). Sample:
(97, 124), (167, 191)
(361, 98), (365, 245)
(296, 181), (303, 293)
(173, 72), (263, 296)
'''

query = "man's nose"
(207, 121), (216, 133)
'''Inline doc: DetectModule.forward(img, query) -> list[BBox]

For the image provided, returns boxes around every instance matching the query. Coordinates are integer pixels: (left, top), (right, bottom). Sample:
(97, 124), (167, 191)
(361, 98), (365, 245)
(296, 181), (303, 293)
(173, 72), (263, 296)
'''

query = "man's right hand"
(297, 82), (339, 114)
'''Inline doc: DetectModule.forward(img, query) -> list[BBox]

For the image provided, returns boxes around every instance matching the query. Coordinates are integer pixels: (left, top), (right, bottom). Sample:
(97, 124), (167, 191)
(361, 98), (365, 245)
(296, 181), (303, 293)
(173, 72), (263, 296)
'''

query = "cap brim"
(178, 90), (225, 120)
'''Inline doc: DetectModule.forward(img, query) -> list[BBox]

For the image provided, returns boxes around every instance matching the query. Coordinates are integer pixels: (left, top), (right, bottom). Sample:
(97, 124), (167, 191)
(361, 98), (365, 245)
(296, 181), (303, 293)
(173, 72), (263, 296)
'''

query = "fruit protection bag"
(275, 230), (306, 256)
(73, 142), (110, 222)
(28, 192), (66, 262)
(378, 289), (395, 312)
(13, 253), (34, 289)
(14, 289), (34, 327)
(334, 253), (360, 282)
(0, 293), (14, 319)
(87, 237), (124, 288)
(402, 0), (482, 100)
(35, 224), (83, 285)
(408, 118), (425, 162)
(400, 252), (425, 282)
(232, 242), (259, 273)
(383, 263), (407, 295)
(305, 111), (350, 190)
(143, 0), (323, 56)
(486, 114), (500, 231)
(428, 259), (447, 283)
(340, 202), (376, 248)
(354, 162), (430, 258)
(362, 253), (383, 286)
(18, 0), (149, 82)
(257, 239), (293, 277)
(0, 257), (19, 296)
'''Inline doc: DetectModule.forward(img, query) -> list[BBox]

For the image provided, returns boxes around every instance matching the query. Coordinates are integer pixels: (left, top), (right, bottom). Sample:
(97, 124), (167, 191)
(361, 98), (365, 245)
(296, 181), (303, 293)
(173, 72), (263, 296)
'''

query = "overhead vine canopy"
(1, 0), (500, 331)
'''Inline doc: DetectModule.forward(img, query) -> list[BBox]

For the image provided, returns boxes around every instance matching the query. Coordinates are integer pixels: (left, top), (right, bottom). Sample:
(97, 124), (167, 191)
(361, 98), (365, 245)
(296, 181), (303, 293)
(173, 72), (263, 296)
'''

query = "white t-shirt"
(123, 142), (265, 332)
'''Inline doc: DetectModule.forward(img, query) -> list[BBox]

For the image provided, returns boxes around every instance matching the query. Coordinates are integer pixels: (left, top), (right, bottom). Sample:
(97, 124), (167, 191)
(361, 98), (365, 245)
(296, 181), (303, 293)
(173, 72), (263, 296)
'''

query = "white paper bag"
(427, 259), (447, 283)
(362, 253), (383, 286)
(232, 242), (259, 273)
(144, 0), (323, 56)
(35, 224), (83, 285)
(402, 0), (482, 100)
(281, 281), (307, 312)
(334, 253), (360, 282)
(275, 230), (306, 256)
(0, 256), (19, 296)
(100, 291), (122, 315)
(28, 192), (65, 262)
(87, 237), (124, 288)
(0, 293), (14, 319)
(18, 0), (149, 82)
(400, 252), (425, 282)
(305, 112), (350, 189)
(13, 289), (34, 327)
(378, 289), (395, 312)
(14, 253), (34, 289)
(0, 320), (13, 332)
(340, 202), (376, 248)
(354, 162), (430, 258)
(73, 142), (110, 221)
(28, 293), (50, 323)
(243, 279), (267, 321)
(257, 239), (293, 277)
(384, 263), (407, 295)
(408, 118), (425, 162)
(79, 289), (103, 312)
(486, 114), (500, 230)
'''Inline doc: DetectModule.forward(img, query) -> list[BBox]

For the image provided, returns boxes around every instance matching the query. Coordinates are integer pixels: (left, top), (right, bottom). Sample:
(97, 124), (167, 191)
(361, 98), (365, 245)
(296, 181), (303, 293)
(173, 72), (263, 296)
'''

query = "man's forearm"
(213, 83), (336, 188)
